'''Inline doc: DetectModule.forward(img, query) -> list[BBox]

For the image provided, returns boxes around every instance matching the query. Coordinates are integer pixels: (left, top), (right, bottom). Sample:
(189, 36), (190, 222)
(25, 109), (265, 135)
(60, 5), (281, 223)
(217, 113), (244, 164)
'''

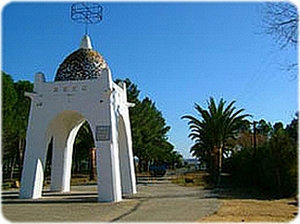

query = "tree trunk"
(217, 147), (223, 186)
(211, 146), (219, 184)
(9, 156), (17, 180)
(275, 168), (282, 197)
(4, 162), (9, 179)
(18, 138), (25, 180)
(73, 149), (80, 174)
(76, 160), (80, 174)
(138, 159), (143, 173)
(146, 160), (150, 173)
(89, 147), (96, 180)
(209, 154), (214, 180)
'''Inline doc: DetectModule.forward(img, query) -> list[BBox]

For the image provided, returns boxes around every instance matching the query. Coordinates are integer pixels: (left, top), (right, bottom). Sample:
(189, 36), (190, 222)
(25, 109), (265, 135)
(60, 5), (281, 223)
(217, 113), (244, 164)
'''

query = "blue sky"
(2, 2), (298, 158)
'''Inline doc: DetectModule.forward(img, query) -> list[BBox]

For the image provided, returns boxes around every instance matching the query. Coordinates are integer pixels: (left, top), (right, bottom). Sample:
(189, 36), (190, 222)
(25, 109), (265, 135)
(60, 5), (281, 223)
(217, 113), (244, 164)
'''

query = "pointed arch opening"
(42, 110), (97, 195)
(71, 121), (97, 187)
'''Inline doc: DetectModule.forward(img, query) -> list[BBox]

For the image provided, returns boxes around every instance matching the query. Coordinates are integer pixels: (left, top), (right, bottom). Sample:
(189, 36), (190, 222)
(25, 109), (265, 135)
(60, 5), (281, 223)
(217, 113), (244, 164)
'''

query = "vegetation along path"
(2, 176), (219, 222)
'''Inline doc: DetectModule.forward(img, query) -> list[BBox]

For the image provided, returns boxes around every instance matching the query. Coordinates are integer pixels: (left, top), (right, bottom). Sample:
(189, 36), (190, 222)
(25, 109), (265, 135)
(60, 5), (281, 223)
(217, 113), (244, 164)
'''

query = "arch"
(46, 110), (96, 148)
(45, 110), (96, 192)
(46, 110), (85, 141)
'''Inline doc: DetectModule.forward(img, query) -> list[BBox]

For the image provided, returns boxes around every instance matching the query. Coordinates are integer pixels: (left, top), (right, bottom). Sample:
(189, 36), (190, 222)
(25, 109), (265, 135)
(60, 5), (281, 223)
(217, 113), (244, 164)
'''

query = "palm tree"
(182, 97), (251, 185)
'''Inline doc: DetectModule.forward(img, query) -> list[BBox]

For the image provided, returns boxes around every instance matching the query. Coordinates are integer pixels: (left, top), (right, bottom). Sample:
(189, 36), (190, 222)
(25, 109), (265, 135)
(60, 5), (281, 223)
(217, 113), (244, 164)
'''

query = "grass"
(171, 171), (213, 188)
(70, 174), (97, 186)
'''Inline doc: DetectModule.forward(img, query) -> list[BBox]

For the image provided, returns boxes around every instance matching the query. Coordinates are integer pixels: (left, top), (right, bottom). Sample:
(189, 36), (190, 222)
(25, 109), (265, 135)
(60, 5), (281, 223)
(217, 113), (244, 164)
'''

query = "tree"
(225, 114), (298, 197)
(116, 78), (175, 172)
(224, 119), (252, 155)
(262, 2), (298, 49)
(73, 122), (95, 174)
(168, 151), (183, 169)
(267, 121), (297, 197)
(2, 73), (34, 180)
(132, 97), (172, 171)
(2, 72), (18, 179)
(262, 2), (298, 74)
(13, 80), (33, 177)
(257, 119), (272, 135)
(2, 72), (17, 132)
(182, 97), (250, 184)
(286, 112), (298, 143)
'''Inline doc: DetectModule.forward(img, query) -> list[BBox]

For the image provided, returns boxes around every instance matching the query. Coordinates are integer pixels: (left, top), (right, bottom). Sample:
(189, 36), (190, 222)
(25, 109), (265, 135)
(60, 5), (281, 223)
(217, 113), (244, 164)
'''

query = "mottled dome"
(55, 35), (107, 81)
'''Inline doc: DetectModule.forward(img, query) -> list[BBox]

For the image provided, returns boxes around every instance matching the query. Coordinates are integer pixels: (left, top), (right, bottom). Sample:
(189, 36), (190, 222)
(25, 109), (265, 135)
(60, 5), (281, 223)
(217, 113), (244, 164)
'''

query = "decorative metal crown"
(71, 2), (103, 25)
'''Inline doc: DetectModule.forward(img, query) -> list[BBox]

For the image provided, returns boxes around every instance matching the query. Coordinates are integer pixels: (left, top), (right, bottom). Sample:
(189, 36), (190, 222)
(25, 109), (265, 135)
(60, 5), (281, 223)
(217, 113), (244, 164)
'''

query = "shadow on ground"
(2, 190), (99, 204)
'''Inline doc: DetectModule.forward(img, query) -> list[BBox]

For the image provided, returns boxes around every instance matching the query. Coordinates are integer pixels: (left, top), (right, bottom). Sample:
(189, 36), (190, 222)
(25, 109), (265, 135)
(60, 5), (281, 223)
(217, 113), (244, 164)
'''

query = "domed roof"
(54, 35), (108, 81)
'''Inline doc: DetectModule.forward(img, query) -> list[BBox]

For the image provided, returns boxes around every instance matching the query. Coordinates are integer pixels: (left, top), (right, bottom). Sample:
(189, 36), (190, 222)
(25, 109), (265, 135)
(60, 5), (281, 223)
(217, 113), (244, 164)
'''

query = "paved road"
(2, 177), (219, 222)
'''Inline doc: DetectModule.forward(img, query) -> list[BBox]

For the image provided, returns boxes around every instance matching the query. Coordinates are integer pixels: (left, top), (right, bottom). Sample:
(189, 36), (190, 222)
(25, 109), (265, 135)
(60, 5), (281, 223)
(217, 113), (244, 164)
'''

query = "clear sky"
(2, 2), (298, 158)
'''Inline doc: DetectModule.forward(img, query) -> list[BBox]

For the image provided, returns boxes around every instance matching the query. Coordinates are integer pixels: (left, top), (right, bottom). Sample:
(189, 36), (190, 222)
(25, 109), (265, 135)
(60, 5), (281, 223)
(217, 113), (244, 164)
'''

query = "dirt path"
(198, 198), (298, 222)
(2, 177), (219, 222)
(197, 187), (298, 222)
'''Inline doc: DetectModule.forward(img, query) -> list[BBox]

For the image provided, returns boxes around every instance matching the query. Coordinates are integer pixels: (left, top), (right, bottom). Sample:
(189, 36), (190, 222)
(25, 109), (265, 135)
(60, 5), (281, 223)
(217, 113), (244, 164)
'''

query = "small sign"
(96, 125), (111, 141)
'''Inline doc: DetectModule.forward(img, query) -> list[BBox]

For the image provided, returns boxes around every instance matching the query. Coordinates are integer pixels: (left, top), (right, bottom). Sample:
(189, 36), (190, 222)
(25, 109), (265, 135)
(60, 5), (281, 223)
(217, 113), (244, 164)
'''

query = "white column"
(95, 141), (122, 202)
(50, 121), (84, 192)
(19, 124), (48, 199)
(121, 81), (137, 195)
(50, 134), (68, 192)
(89, 66), (122, 202)
(118, 117), (137, 195)
(20, 73), (48, 199)
(92, 109), (122, 202)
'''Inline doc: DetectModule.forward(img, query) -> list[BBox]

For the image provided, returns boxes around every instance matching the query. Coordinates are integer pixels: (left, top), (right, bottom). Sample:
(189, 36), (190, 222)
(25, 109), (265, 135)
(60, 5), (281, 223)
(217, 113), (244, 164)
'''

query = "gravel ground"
(1, 178), (219, 222)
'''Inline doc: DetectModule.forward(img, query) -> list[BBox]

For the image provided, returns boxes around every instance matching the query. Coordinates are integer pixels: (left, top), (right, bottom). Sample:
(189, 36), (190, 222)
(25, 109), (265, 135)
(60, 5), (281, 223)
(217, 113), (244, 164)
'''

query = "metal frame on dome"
(71, 2), (103, 24)
(71, 2), (103, 34)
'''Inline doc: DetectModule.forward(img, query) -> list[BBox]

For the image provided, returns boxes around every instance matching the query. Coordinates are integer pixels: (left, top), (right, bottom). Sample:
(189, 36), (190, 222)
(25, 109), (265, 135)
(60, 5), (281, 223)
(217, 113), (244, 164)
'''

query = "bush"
(225, 139), (297, 198)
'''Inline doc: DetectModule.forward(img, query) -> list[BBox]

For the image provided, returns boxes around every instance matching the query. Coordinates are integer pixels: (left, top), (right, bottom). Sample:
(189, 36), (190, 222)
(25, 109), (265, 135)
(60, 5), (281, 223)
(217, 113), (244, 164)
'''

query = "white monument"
(19, 34), (137, 202)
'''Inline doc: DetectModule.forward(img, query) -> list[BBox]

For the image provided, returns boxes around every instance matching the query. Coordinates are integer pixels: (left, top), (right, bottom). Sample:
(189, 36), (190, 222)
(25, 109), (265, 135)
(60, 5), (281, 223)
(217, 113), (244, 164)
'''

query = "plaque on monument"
(96, 125), (111, 141)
